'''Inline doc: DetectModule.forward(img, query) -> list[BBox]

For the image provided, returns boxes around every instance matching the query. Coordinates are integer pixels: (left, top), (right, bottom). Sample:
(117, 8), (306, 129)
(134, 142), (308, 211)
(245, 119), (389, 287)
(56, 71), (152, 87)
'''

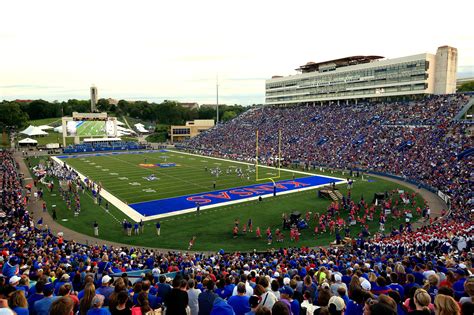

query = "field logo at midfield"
(156, 163), (177, 168)
(138, 163), (179, 168)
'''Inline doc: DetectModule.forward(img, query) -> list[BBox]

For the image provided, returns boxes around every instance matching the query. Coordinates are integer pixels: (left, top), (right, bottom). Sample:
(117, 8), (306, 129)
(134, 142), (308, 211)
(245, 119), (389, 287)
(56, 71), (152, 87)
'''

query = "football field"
(56, 150), (343, 219)
(34, 150), (423, 251)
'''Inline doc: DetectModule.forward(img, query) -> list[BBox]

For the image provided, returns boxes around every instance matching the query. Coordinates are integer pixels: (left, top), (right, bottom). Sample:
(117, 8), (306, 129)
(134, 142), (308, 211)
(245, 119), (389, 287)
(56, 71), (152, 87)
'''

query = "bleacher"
(63, 141), (145, 153)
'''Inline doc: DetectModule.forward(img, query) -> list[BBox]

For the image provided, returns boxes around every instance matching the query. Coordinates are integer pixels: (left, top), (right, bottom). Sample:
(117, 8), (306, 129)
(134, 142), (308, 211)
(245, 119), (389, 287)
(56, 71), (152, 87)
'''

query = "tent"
(20, 125), (48, 136)
(117, 126), (136, 134)
(20, 125), (36, 135)
(38, 125), (54, 130)
(134, 123), (149, 133)
(18, 138), (38, 145)
(54, 126), (63, 133)
(116, 121), (126, 126)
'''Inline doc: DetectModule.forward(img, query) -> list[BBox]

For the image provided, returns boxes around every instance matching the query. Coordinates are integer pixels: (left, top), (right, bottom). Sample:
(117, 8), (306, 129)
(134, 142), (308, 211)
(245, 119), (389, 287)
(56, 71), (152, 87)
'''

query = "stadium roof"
(296, 55), (384, 73)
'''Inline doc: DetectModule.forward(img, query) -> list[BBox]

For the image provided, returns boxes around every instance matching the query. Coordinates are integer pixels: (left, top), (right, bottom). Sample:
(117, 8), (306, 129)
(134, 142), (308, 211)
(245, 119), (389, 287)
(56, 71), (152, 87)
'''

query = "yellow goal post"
(255, 129), (282, 184)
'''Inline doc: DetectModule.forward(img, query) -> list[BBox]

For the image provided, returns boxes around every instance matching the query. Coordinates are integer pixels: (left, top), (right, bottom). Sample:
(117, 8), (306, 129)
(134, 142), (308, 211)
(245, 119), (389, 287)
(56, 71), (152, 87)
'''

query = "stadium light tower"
(216, 75), (219, 124)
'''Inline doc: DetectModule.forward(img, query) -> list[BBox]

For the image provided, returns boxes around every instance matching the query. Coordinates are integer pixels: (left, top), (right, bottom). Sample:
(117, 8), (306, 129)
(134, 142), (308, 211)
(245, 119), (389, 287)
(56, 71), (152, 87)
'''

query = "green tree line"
(0, 99), (247, 129)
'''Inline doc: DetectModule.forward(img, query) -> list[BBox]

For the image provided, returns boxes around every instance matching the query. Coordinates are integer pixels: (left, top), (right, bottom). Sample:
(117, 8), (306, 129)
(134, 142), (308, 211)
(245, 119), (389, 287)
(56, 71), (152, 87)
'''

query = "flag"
(37, 217), (43, 225)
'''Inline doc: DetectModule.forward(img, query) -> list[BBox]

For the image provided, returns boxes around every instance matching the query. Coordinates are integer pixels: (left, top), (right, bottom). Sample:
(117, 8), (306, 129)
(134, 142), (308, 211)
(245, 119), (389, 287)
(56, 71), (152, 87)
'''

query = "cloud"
(0, 84), (63, 89)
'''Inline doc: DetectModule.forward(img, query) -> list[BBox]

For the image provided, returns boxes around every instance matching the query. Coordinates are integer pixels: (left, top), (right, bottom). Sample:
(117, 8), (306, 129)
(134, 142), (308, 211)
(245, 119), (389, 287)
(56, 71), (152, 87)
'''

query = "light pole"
(216, 75), (219, 125)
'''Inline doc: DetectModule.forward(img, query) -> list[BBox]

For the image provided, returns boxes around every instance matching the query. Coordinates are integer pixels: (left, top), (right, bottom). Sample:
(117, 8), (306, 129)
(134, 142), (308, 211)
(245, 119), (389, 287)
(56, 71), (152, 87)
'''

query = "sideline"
(52, 150), (345, 221)
(18, 152), (447, 251)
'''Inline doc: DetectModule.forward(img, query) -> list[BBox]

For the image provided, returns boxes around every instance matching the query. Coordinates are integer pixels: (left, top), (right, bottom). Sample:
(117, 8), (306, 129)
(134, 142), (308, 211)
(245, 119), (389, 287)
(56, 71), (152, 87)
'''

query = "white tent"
(20, 125), (36, 135)
(54, 126), (63, 133)
(117, 126), (136, 133)
(116, 121), (126, 126)
(38, 125), (54, 130)
(20, 126), (48, 136)
(134, 123), (149, 133)
(18, 138), (38, 145)
(20, 125), (48, 136)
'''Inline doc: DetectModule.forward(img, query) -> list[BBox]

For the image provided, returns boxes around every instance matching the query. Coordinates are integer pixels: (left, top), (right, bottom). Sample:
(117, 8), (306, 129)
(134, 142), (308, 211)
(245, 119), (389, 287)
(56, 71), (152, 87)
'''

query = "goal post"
(255, 129), (281, 182)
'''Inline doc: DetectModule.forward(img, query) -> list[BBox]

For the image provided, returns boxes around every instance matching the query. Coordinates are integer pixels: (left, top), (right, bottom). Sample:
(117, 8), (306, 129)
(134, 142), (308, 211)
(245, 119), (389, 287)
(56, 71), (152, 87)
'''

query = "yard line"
(105, 154), (212, 191)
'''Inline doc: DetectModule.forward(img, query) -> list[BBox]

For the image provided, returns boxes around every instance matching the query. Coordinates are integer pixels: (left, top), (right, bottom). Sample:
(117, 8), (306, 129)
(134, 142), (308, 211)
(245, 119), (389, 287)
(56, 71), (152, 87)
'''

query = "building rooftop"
(296, 55), (384, 73)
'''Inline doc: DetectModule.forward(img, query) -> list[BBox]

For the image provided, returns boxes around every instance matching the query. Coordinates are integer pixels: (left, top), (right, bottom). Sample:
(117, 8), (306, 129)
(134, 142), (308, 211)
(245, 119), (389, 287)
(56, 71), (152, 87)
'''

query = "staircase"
(454, 97), (474, 121)
(319, 189), (339, 201)
(334, 190), (343, 199)
(328, 191), (338, 201)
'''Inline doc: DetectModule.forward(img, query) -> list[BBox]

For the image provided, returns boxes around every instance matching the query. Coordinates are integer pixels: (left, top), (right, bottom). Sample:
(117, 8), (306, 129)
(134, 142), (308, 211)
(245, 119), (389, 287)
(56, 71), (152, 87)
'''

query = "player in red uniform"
(188, 236), (196, 250)
(233, 226), (238, 238)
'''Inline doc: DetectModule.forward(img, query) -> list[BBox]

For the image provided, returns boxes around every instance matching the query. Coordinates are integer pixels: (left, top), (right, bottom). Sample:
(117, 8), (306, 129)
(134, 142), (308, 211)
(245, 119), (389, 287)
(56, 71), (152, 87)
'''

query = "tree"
(458, 81), (474, 92)
(0, 102), (29, 129)
(96, 98), (111, 112)
(221, 110), (237, 122)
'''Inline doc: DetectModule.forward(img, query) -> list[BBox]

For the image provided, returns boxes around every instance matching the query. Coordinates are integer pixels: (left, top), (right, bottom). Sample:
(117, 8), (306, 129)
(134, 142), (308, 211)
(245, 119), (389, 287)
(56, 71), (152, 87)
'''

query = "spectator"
(87, 295), (110, 315)
(228, 283), (250, 315)
(50, 297), (74, 315)
(210, 297), (235, 315)
(111, 291), (131, 315)
(164, 278), (188, 315)
(459, 278), (474, 305)
(300, 290), (317, 315)
(433, 294), (460, 315)
(327, 296), (345, 315)
(198, 279), (218, 315)
(408, 289), (433, 315)
(272, 301), (291, 315)
(9, 290), (29, 315)
(79, 283), (96, 315)
(96, 276), (114, 306)
(34, 283), (59, 315)
(246, 295), (260, 315)
(188, 279), (201, 315)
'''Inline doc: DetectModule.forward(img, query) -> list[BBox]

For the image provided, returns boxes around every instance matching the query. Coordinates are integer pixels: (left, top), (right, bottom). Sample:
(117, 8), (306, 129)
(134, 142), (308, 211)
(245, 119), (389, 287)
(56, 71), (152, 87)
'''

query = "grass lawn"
(29, 151), (424, 251)
(17, 133), (74, 146)
(28, 118), (62, 126)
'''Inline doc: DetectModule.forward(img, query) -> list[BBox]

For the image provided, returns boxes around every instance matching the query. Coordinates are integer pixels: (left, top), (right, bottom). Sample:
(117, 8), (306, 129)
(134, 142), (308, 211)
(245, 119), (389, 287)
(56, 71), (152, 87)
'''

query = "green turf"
(18, 133), (73, 146)
(28, 118), (62, 126)
(61, 151), (310, 204)
(29, 152), (424, 251)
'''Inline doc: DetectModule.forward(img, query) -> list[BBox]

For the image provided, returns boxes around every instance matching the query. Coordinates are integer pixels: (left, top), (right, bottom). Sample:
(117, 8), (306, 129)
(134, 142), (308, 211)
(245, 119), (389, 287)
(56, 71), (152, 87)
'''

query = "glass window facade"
(265, 59), (429, 104)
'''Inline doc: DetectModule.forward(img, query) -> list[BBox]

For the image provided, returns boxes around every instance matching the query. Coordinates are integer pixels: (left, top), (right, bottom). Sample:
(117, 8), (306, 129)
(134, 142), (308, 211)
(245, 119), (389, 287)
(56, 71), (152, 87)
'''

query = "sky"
(1, 0), (473, 105)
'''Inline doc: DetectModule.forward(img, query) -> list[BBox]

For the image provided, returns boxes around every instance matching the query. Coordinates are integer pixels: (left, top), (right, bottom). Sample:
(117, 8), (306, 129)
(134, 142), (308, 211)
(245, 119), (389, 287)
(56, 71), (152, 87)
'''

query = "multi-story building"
(170, 119), (215, 143)
(265, 46), (457, 105)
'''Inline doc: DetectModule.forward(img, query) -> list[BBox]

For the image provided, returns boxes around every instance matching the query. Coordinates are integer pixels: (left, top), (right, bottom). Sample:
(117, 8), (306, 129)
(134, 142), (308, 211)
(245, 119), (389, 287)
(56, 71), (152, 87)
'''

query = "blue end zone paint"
(56, 150), (166, 159)
(129, 175), (343, 217)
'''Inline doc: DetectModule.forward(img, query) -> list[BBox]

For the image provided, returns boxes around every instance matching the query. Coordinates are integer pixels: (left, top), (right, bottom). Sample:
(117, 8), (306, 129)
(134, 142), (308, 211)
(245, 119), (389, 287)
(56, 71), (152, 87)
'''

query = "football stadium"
(1, 2), (473, 315)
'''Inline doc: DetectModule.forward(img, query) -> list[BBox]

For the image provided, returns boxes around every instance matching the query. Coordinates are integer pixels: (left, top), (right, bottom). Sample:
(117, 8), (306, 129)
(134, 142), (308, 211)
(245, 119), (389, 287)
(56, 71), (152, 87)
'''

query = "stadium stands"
(0, 94), (472, 314)
(63, 141), (145, 153)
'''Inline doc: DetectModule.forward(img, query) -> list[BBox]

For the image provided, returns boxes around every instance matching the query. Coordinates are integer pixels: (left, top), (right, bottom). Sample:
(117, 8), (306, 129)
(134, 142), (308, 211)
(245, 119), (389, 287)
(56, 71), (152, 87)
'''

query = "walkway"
(16, 152), (447, 252)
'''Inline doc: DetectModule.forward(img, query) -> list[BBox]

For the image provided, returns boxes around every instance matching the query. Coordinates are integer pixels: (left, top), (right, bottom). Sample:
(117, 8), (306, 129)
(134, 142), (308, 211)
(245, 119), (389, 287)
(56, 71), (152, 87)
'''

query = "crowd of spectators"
(0, 94), (472, 315)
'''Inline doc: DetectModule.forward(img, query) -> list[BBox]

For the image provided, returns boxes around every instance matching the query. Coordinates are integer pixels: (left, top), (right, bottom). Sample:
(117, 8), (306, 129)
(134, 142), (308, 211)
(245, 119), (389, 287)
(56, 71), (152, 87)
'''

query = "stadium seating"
(63, 141), (145, 153)
(0, 94), (472, 314)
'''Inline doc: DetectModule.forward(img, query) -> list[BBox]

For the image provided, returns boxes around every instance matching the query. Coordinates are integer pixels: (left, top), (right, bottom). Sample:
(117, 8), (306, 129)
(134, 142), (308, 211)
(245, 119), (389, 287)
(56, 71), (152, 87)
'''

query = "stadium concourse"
(0, 95), (472, 315)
